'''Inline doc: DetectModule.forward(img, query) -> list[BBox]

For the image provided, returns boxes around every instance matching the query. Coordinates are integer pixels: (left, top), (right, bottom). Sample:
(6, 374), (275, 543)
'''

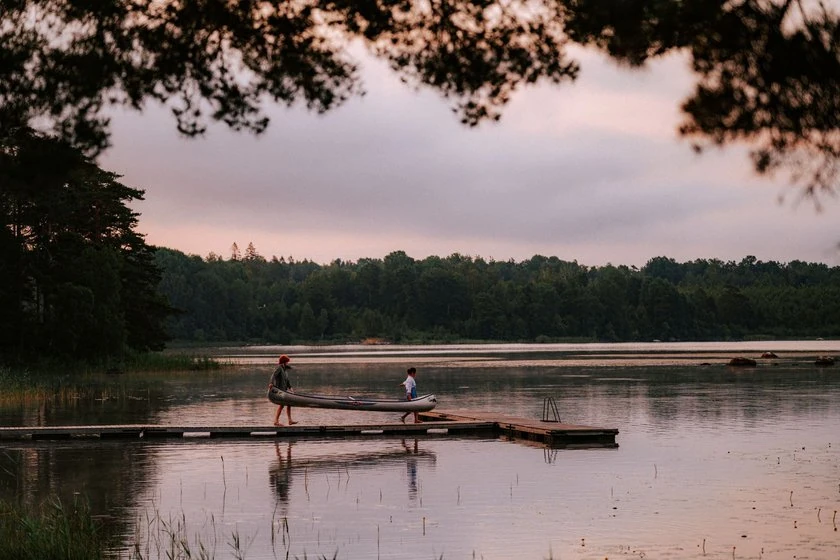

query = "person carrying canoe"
(269, 355), (298, 426)
(400, 367), (422, 424)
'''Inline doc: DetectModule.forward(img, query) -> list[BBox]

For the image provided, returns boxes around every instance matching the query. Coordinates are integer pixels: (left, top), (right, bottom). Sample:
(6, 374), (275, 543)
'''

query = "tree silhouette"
(0, 0), (837, 195)
(0, 127), (173, 360)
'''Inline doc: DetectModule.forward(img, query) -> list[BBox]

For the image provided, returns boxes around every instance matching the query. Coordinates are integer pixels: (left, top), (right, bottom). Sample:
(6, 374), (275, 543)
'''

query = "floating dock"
(421, 410), (618, 448)
(0, 411), (618, 448)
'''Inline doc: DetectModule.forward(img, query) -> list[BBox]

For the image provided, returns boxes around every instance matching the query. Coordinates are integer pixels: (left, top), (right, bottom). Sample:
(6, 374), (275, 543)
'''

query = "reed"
(121, 352), (224, 372)
(0, 497), (107, 560)
(0, 368), (133, 408)
(1, 498), (349, 560)
(128, 509), (216, 560)
(0, 351), (223, 381)
(0, 367), (45, 405)
(0, 352), (224, 406)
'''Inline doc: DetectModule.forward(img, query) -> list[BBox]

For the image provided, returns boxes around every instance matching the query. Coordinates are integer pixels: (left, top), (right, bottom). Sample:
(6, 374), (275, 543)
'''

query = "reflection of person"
(402, 439), (419, 501)
(269, 441), (293, 506)
(268, 355), (298, 426)
(399, 367), (422, 424)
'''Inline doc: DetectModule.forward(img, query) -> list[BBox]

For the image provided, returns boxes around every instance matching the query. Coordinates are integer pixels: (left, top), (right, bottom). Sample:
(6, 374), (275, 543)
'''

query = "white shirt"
(403, 375), (416, 398)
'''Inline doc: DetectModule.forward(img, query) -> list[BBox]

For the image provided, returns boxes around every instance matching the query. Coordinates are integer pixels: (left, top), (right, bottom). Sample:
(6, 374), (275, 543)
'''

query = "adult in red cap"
(268, 355), (297, 426)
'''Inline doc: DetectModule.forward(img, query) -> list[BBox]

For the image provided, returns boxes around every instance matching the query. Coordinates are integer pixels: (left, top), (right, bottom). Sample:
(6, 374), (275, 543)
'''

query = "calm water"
(1, 342), (839, 559)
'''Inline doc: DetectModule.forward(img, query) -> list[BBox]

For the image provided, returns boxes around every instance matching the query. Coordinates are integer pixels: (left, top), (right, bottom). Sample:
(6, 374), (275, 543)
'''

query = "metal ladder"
(541, 397), (561, 423)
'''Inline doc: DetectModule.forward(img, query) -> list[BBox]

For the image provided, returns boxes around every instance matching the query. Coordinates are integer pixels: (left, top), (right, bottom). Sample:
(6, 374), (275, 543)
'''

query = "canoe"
(267, 388), (437, 412)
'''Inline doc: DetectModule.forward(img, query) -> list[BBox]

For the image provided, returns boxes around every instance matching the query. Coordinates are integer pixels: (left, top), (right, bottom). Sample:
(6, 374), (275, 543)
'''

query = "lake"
(1, 342), (839, 559)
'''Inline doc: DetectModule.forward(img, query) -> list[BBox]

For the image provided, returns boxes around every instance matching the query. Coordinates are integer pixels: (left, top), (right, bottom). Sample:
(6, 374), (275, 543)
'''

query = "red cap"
(278, 355), (290, 364)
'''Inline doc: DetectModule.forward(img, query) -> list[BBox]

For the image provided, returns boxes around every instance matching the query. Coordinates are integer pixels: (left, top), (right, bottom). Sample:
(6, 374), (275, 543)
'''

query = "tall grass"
(120, 352), (223, 373)
(0, 366), (121, 407)
(0, 352), (224, 409)
(127, 510), (216, 560)
(1, 351), (223, 378)
(0, 366), (58, 406)
(2, 498), (469, 559)
(0, 498), (107, 560)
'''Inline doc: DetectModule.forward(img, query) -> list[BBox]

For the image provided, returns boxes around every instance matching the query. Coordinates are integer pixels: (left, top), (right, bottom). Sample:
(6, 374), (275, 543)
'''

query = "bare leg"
(287, 407), (298, 425)
(401, 395), (411, 423)
(414, 412), (422, 424)
(274, 406), (284, 426)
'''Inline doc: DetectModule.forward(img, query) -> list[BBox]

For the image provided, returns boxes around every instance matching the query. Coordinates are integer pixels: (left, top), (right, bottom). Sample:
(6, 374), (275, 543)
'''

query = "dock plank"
(0, 410), (618, 448)
(0, 420), (495, 441)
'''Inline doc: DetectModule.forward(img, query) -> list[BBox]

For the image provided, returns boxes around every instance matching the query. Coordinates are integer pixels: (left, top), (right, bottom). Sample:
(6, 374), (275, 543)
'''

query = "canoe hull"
(267, 388), (437, 412)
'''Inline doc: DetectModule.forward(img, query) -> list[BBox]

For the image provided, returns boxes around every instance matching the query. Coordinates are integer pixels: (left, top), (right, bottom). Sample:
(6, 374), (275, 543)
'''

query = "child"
(399, 367), (421, 424)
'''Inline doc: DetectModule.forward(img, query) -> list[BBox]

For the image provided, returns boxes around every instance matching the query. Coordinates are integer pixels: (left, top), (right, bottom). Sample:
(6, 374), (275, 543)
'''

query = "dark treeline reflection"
(0, 0), (837, 194)
(156, 247), (840, 343)
(0, 440), (156, 544)
(561, 365), (840, 427)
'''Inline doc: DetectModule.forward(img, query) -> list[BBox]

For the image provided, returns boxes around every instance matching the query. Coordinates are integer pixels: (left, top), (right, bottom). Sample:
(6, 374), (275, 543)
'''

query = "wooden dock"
(421, 410), (619, 448)
(0, 411), (618, 448)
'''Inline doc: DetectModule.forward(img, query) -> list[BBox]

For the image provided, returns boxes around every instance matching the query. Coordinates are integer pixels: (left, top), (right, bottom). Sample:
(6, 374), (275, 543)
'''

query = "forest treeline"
(156, 246), (840, 344)
(4, 128), (840, 364)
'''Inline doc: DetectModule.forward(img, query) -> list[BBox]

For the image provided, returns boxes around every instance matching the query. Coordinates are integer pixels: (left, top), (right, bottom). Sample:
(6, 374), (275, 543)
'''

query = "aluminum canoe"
(267, 388), (437, 412)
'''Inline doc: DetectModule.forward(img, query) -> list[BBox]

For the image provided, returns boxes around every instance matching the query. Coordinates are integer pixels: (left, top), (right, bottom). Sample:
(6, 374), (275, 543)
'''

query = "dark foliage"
(0, 0), (837, 195)
(0, 128), (175, 362)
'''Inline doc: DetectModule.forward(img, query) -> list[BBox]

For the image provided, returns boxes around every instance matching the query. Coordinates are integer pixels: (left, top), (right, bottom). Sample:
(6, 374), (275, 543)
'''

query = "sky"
(100, 46), (840, 269)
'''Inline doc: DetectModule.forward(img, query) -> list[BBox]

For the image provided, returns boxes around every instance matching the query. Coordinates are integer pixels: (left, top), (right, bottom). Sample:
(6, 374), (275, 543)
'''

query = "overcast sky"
(100, 47), (840, 269)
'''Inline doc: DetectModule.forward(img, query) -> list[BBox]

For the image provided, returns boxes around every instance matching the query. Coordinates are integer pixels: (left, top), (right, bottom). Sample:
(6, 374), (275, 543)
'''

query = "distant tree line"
(156, 247), (840, 344)
(4, 127), (838, 361)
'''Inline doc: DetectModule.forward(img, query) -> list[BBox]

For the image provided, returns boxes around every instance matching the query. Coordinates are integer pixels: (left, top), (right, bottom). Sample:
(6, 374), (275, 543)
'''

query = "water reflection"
(0, 440), (155, 544)
(282, 439), (437, 475)
(1, 345), (839, 559)
(401, 439), (420, 502)
(266, 438), (436, 510)
(269, 441), (293, 513)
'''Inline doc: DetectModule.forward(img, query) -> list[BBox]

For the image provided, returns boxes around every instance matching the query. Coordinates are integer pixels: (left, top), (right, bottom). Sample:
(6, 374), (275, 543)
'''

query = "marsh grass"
(1, 351), (223, 379)
(0, 497), (107, 560)
(128, 510), (217, 560)
(0, 498), (446, 560)
(0, 367), (132, 408)
(0, 353), (223, 407)
(123, 352), (224, 373)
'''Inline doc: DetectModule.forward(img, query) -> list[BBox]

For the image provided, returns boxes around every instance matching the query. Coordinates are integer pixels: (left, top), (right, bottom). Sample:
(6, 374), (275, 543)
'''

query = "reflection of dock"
(0, 411), (617, 448)
(288, 444), (437, 473)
